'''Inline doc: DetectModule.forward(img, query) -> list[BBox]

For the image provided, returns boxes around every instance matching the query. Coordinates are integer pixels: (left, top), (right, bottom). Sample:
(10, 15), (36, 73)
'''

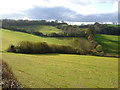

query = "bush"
(96, 44), (103, 52)
(49, 44), (77, 54)
(7, 41), (79, 54)
(71, 38), (92, 51)
(7, 45), (16, 52)
(15, 41), (51, 54)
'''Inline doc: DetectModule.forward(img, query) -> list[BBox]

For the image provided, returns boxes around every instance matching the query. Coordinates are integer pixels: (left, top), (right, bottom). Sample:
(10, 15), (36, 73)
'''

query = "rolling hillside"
(14, 25), (63, 35)
(1, 29), (77, 51)
(1, 28), (118, 88)
(94, 34), (119, 55)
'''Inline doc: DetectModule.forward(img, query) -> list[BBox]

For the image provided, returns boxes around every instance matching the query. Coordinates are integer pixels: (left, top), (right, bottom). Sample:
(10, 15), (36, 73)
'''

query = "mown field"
(94, 34), (119, 55)
(0, 28), (118, 88)
(2, 53), (118, 88)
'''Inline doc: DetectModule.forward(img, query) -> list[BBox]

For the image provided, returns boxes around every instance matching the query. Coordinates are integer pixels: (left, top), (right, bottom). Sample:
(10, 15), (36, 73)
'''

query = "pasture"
(1, 28), (118, 88)
(0, 29), (79, 51)
(2, 53), (118, 88)
(14, 25), (63, 35)
(94, 34), (119, 55)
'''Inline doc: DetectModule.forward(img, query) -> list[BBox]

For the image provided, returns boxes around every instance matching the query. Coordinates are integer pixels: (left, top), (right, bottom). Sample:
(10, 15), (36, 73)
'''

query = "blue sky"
(0, 0), (118, 22)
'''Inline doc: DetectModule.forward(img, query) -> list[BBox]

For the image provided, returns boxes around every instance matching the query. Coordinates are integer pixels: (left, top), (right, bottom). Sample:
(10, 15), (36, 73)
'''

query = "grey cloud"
(24, 6), (117, 22)
(1, 6), (118, 22)
(76, 12), (118, 22)
(24, 6), (77, 21)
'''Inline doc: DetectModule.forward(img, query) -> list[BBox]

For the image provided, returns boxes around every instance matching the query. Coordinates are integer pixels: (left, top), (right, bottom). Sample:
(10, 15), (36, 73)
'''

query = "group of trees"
(71, 38), (104, 56)
(2, 19), (67, 27)
(56, 25), (87, 37)
(88, 22), (119, 35)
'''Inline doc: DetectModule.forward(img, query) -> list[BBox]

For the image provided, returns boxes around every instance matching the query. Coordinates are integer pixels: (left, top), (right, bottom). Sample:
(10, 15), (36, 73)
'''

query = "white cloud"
(0, 0), (49, 15)
(0, 0), (118, 17)
(61, 0), (118, 15)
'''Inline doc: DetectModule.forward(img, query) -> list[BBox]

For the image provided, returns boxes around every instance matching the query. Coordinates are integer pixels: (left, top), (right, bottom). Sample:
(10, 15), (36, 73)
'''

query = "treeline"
(88, 22), (120, 35)
(2, 19), (119, 37)
(2, 19), (119, 39)
(2, 19), (67, 26)
(56, 25), (88, 37)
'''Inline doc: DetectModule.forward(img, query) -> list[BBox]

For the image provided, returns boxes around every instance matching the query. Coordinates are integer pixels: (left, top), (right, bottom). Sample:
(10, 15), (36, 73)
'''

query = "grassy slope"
(94, 34), (119, 55)
(0, 29), (75, 51)
(106, 24), (120, 27)
(2, 53), (118, 88)
(15, 25), (63, 35)
(1, 29), (118, 88)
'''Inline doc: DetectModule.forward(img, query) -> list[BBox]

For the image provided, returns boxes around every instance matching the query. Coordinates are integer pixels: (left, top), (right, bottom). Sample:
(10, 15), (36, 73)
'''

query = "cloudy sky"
(0, 0), (119, 22)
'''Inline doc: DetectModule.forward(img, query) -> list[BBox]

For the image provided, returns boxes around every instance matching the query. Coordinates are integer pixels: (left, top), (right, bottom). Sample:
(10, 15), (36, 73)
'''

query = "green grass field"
(106, 24), (120, 27)
(15, 25), (63, 35)
(94, 34), (119, 55)
(2, 53), (118, 88)
(1, 28), (118, 88)
(0, 29), (78, 51)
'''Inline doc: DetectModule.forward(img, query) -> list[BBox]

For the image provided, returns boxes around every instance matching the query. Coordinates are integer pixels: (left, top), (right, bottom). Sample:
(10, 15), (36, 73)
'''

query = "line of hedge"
(7, 41), (119, 58)
(7, 41), (84, 54)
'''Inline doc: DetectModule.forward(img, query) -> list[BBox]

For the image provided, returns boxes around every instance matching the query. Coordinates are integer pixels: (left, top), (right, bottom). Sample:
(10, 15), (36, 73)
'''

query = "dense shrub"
(96, 44), (103, 52)
(15, 41), (51, 54)
(49, 44), (77, 54)
(7, 41), (80, 54)
(71, 38), (93, 51)
(7, 45), (16, 53)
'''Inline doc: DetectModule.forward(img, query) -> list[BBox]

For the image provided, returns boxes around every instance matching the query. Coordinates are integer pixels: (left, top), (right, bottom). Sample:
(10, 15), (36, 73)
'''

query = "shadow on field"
(94, 35), (119, 55)
(31, 53), (60, 56)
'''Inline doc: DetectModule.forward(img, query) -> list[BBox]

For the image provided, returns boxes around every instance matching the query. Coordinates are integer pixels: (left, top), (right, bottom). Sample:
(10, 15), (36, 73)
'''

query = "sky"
(0, 0), (119, 22)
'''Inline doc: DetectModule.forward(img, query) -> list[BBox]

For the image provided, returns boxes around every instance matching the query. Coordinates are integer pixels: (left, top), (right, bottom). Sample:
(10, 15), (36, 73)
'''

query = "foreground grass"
(2, 53), (118, 88)
(94, 34), (119, 55)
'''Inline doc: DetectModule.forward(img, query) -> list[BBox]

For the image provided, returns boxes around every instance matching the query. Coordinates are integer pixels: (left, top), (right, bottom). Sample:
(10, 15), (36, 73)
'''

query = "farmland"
(1, 28), (118, 88)
(1, 29), (82, 51)
(2, 53), (118, 88)
(14, 25), (63, 35)
(94, 34), (119, 55)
